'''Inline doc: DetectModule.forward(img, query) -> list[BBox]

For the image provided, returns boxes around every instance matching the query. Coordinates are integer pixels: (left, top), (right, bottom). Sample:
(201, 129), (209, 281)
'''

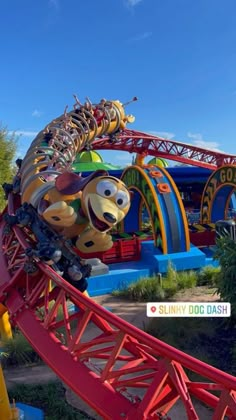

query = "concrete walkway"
(4, 294), (214, 419)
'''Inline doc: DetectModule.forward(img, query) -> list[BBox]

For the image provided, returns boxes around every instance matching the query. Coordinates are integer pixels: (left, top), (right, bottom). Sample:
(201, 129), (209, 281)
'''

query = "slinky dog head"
(55, 170), (131, 232)
(81, 176), (131, 232)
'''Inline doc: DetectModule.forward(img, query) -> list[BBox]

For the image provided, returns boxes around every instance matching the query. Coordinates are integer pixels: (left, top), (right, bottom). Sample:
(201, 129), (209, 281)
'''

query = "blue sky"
(1, 0), (236, 166)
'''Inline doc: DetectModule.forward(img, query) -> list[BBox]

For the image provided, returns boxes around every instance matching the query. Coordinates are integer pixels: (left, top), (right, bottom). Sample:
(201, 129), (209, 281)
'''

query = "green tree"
(0, 126), (17, 211)
(214, 235), (236, 319)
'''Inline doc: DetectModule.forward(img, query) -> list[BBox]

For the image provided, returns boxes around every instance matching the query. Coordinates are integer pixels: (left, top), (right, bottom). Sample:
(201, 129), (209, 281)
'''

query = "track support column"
(0, 304), (12, 341)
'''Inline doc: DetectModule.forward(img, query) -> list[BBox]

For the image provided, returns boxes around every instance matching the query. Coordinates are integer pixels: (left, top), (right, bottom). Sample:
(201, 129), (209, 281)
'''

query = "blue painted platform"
(140, 241), (206, 273)
(88, 261), (151, 296)
(87, 241), (217, 297)
(200, 246), (219, 267)
(16, 403), (44, 419)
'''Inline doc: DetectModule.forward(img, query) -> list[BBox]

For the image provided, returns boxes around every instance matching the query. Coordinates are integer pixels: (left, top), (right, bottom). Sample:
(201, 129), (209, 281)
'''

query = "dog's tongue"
(88, 199), (110, 232)
(94, 218), (108, 232)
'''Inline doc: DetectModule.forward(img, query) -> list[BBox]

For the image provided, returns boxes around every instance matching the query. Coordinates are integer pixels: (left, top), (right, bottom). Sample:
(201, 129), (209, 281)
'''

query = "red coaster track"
(92, 129), (236, 169)
(1, 195), (236, 419)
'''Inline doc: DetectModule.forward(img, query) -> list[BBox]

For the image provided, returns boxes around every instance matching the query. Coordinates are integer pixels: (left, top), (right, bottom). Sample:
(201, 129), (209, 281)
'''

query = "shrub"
(165, 262), (178, 284)
(161, 279), (178, 298)
(214, 236), (236, 319)
(112, 264), (197, 302)
(113, 276), (165, 302)
(197, 265), (221, 287)
(164, 262), (197, 290)
(146, 317), (215, 350)
(177, 270), (198, 290)
(8, 382), (92, 419)
(146, 317), (235, 374)
(2, 332), (41, 367)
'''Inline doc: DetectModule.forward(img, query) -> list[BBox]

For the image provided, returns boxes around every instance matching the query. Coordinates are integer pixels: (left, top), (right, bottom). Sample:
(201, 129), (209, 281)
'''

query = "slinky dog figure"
(40, 170), (132, 253)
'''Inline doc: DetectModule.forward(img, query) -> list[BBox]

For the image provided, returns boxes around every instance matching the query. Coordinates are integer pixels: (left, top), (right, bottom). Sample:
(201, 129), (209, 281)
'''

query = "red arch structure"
(0, 194), (236, 419)
(92, 129), (236, 170)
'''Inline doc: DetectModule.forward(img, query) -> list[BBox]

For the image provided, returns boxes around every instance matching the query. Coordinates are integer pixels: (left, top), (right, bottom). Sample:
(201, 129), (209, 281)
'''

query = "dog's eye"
(115, 191), (130, 209)
(96, 180), (117, 197)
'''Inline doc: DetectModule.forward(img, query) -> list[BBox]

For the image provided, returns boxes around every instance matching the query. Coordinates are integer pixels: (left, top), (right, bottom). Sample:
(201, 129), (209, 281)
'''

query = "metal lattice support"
(92, 129), (236, 170)
(1, 97), (236, 419)
(0, 195), (236, 419)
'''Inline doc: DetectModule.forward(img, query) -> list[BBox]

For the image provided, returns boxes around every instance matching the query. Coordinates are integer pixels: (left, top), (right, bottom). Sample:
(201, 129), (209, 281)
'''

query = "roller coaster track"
(0, 195), (236, 419)
(1, 98), (236, 419)
(93, 129), (236, 170)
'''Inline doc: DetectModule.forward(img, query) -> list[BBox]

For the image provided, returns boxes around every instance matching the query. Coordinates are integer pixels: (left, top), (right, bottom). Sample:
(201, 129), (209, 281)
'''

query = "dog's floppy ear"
(55, 170), (108, 195)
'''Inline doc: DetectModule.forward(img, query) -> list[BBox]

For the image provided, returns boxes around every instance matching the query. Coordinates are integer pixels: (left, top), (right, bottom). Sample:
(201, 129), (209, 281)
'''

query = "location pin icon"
(151, 306), (156, 313)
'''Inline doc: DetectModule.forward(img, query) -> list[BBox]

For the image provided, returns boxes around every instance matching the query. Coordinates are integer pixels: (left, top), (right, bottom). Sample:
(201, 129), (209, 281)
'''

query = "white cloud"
(192, 140), (221, 151)
(125, 0), (143, 6)
(9, 130), (38, 138)
(32, 109), (43, 118)
(187, 132), (203, 142)
(149, 131), (175, 139)
(187, 132), (222, 152)
(128, 31), (152, 42)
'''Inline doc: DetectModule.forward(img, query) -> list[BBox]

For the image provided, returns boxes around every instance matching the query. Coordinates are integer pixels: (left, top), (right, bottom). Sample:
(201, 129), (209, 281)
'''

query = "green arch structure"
(120, 165), (190, 254)
(200, 165), (236, 223)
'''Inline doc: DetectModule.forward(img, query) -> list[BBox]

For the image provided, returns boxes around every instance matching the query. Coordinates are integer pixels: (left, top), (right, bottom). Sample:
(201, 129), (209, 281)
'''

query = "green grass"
(2, 332), (41, 368)
(112, 275), (166, 301)
(176, 270), (198, 289)
(197, 265), (221, 287)
(146, 317), (236, 376)
(112, 263), (236, 375)
(112, 263), (222, 302)
(113, 263), (198, 302)
(8, 381), (94, 420)
(1, 301), (79, 369)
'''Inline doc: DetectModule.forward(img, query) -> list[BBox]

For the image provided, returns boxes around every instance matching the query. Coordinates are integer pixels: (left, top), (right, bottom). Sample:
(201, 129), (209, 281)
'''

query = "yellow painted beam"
(0, 305), (12, 341)
(0, 364), (13, 420)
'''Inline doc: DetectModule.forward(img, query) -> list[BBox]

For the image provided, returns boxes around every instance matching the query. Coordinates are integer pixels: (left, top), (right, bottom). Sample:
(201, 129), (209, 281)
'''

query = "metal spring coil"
(19, 100), (123, 207)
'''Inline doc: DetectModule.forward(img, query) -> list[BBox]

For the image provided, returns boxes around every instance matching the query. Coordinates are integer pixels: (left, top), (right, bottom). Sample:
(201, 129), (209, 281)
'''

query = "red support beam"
(0, 195), (236, 419)
(91, 129), (236, 169)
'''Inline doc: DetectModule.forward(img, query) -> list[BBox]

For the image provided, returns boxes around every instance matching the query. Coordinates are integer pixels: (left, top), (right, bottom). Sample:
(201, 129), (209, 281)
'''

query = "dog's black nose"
(103, 212), (117, 223)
